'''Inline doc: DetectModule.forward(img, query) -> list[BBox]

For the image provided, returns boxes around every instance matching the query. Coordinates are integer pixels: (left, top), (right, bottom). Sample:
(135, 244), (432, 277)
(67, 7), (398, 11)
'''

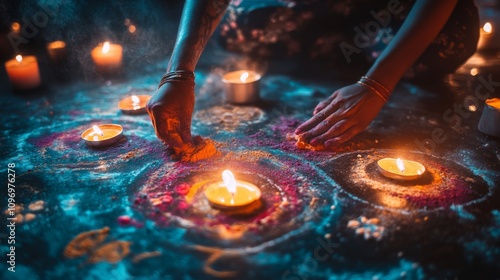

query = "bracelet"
(158, 70), (195, 89)
(357, 81), (389, 103)
(360, 76), (390, 94)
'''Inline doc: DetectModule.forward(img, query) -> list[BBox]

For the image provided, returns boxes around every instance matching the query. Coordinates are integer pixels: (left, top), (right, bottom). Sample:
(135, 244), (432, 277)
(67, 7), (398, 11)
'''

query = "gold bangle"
(357, 81), (388, 103)
(359, 77), (390, 101)
(361, 76), (390, 94)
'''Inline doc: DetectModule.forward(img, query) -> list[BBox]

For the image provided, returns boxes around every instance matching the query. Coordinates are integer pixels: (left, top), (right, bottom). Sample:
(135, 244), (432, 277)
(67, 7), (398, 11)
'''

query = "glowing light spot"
(131, 95), (140, 105)
(222, 170), (236, 195)
(396, 158), (405, 172)
(470, 68), (478, 76)
(11, 22), (20, 33)
(15, 55), (22, 63)
(468, 105), (477, 112)
(124, 18), (131, 26)
(128, 25), (136, 33)
(92, 125), (104, 136)
(102, 42), (110, 54)
(240, 72), (249, 82)
(483, 22), (492, 34)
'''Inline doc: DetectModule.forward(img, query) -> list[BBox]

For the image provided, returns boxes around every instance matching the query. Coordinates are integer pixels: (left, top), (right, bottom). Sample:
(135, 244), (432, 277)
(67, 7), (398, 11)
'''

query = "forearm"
(167, 0), (230, 72)
(366, 0), (458, 91)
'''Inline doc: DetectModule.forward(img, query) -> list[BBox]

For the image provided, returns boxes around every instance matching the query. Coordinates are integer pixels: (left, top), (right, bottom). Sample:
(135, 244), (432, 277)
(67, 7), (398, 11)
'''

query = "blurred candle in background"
(47, 40), (67, 63)
(4, 55), (41, 90)
(91, 41), (123, 74)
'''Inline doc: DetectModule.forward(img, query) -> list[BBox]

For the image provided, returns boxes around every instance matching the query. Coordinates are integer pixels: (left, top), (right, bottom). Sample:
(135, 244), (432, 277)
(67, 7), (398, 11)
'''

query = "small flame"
(131, 95), (140, 104)
(92, 125), (104, 136)
(483, 22), (492, 34)
(16, 55), (22, 63)
(240, 72), (249, 82)
(396, 158), (405, 172)
(11, 22), (20, 33)
(222, 170), (237, 195)
(102, 42), (110, 54)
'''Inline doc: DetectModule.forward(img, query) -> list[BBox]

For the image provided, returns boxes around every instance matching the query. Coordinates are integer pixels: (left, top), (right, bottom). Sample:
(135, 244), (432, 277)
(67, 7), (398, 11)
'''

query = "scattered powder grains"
(28, 200), (45, 211)
(347, 216), (385, 241)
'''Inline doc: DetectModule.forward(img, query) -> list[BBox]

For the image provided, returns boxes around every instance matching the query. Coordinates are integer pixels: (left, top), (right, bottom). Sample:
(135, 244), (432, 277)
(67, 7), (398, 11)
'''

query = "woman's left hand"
(295, 83), (386, 148)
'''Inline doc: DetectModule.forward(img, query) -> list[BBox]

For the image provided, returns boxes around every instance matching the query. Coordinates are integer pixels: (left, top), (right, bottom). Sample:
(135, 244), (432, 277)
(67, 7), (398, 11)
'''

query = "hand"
(146, 80), (195, 152)
(295, 83), (386, 147)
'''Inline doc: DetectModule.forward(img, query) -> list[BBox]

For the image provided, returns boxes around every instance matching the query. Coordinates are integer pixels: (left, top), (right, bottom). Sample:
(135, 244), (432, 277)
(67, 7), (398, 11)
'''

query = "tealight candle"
(47, 40), (67, 63)
(204, 170), (261, 209)
(477, 22), (494, 50)
(91, 41), (123, 74)
(478, 98), (500, 137)
(4, 55), (41, 90)
(377, 158), (426, 181)
(81, 124), (123, 147)
(118, 95), (151, 114)
(222, 70), (261, 104)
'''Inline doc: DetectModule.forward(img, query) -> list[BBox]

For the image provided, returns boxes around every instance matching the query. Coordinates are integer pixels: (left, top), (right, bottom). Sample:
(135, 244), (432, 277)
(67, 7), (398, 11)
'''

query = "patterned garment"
(218, 0), (479, 80)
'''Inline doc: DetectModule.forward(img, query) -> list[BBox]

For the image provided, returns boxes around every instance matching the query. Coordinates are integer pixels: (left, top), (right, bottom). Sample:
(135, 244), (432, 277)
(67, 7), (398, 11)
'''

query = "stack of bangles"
(158, 70), (195, 89)
(357, 76), (391, 103)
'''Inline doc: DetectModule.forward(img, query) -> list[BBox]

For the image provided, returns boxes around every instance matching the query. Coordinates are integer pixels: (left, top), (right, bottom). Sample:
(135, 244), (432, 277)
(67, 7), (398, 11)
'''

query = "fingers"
(313, 94), (336, 115)
(309, 119), (353, 146)
(324, 125), (363, 147)
(296, 105), (336, 135)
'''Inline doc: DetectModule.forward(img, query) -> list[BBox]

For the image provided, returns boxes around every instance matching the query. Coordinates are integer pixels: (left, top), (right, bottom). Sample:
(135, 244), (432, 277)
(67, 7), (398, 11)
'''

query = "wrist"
(158, 70), (195, 89)
(357, 76), (391, 103)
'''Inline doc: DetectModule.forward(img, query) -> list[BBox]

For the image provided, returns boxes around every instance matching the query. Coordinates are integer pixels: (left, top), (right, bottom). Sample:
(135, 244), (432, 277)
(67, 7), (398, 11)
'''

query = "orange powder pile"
(178, 136), (218, 162)
(287, 133), (326, 151)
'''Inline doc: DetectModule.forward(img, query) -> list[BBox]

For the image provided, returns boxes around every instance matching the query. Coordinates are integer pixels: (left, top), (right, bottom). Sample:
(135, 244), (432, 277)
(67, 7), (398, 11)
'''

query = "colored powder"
(87, 241), (131, 264)
(64, 227), (110, 258)
(178, 136), (218, 162)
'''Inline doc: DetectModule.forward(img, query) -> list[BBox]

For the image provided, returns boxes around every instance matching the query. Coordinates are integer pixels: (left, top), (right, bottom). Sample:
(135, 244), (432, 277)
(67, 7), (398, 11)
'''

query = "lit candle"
(478, 98), (500, 137)
(47, 40), (67, 63)
(204, 170), (261, 209)
(477, 22), (494, 50)
(377, 158), (426, 181)
(222, 70), (261, 104)
(11, 22), (21, 34)
(81, 124), (123, 147)
(91, 41), (123, 74)
(118, 95), (151, 114)
(4, 55), (41, 90)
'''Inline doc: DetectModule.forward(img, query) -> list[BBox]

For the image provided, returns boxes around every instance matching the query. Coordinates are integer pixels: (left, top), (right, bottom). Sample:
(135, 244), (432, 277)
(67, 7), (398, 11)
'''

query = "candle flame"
(222, 170), (237, 195)
(102, 42), (110, 54)
(16, 55), (22, 63)
(240, 72), (249, 82)
(131, 95), (140, 104)
(92, 125), (104, 136)
(396, 158), (405, 172)
(483, 22), (492, 34)
(11, 22), (20, 33)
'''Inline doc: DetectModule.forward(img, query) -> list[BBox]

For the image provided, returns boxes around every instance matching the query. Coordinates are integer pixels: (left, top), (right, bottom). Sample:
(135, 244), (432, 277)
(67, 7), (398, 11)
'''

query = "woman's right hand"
(146, 80), (195, 152)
